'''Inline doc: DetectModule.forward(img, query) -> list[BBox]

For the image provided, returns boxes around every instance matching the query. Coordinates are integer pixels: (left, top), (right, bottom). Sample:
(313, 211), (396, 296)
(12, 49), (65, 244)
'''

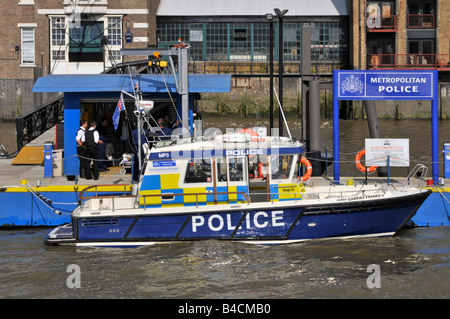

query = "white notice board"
(365, 138), (410, 167)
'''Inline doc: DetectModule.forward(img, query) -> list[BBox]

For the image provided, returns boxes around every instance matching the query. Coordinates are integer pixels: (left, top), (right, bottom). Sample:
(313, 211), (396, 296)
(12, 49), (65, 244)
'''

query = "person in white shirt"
(83, 121), (100, 180)
(76, 120), (88, 178)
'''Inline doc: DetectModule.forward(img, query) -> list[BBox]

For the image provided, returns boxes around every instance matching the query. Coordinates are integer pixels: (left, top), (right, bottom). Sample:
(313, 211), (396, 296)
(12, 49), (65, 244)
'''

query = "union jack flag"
(113, 93), (125, 131)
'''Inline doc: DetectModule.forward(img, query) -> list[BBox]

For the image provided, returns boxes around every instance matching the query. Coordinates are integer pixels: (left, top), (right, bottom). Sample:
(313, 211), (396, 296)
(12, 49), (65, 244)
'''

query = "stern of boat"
(45, 223), (76, 245)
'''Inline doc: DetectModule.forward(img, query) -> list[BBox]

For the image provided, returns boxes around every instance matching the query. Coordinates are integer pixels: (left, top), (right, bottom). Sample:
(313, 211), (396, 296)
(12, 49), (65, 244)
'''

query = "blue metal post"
(432, 71), (439, 184)
(333, 95), (340, 184)
(64, 93), (81, 176)
(432, 98), (439, 184)
(43, 142), (53, 178)
(333, 72), (340, 184)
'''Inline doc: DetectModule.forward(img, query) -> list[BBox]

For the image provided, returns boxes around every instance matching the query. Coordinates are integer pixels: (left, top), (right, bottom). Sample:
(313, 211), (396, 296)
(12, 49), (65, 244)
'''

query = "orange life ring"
(299, 156), (313, 181)
(355, 149), (378, 173)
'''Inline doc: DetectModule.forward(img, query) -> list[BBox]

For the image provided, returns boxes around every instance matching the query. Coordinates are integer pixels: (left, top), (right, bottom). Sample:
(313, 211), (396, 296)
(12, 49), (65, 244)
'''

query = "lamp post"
(265, 13), (274, 135)
(274, 8), (288, 137)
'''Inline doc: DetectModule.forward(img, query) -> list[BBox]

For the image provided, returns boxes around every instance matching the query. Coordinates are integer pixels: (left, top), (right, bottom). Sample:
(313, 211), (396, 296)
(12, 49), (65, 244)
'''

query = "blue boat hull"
(46, 190), (431, 247)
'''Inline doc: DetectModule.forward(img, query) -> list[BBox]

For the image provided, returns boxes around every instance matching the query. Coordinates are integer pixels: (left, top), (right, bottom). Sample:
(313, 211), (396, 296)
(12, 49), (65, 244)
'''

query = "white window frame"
(50, 16), (68, 65)
(105, 16), (123, 66)
(49, 14), (122, 69)
(20, 26), (36, 66)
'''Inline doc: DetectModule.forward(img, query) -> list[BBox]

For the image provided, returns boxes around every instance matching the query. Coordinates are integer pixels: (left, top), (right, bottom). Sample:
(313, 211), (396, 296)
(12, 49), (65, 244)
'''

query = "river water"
(0, 119), (449, 301)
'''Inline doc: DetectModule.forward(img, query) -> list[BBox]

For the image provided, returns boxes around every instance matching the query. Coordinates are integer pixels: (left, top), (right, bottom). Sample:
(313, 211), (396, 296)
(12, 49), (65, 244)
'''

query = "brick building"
(0, 0), (159, 118)
(2, 0), (450, 120)
(348, 0), (450, 119)
(351, 0), (450, 75)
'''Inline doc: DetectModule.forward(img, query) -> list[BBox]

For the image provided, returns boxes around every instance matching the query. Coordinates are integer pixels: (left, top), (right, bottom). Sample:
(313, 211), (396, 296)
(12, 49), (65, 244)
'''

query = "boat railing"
(78, 183), (391, 212)
(79, 184), (131, 201)
(79, 184), (134, 212)
(139, 191), (252, 209)
(397, 164), (428, 190)
(78, 184), (251, 211)
(297, 185), (387, 200)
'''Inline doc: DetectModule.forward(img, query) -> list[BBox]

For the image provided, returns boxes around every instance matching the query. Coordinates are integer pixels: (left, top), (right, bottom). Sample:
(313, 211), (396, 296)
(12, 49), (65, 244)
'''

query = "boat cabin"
(137, 134), (305, 207)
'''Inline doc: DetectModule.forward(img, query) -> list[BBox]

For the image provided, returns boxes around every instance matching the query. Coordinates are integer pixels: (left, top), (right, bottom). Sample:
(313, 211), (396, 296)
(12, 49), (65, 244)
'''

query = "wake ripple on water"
(0, 226), (449, 299)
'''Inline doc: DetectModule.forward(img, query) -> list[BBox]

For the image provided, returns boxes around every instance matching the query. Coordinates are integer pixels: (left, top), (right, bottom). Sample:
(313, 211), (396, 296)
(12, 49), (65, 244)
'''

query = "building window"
(50, 15), (122, 68)
(407, 0), (435, 28)
(69, 20), (104, 62)
(52, 17), (66, 46)
(50, 17), (67, 69)
(106, 17), (122, 64)
(205, 22), (228, 61)
(21, 27), (35, 65)
(157, 21), (347, 64)
(408, 39), (435, 66)
(283, 23), (301, 61)
(311, 22), (345, 62)
(52, 50), (66, 61)
(107, 17), (121, 46)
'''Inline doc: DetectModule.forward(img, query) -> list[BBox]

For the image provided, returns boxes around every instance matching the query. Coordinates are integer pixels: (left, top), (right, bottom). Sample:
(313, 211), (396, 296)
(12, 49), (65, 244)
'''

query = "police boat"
(44, 130), (431, 247)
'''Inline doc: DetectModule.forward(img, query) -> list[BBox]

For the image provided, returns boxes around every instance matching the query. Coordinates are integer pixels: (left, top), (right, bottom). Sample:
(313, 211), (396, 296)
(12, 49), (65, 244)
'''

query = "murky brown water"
(0, 227), (448, 299)
(0, 119), (449, 301)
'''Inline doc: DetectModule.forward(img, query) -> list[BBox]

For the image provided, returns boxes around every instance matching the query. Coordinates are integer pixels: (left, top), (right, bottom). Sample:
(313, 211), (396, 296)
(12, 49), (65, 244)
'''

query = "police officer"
(83, 120), (100, 180)
(76, 120), (88, 178)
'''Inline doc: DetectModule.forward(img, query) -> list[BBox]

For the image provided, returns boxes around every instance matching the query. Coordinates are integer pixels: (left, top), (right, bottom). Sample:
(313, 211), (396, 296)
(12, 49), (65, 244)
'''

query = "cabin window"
(216, 157), (245, 182)
(270, 155), (293, 179)
(184, 159), (212, 183)
(228, 157), (244, 182)
(216, 158), (227, 182)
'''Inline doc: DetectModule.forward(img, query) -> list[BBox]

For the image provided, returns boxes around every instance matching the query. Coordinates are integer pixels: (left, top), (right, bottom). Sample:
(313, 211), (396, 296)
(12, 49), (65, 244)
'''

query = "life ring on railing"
(355, 149), (378, 173)
(298, 156), (313, 181)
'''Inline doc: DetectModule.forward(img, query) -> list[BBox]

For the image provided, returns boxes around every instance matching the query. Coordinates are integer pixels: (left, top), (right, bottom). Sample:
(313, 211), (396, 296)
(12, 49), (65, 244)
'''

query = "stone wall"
(198, 77), (450, 120)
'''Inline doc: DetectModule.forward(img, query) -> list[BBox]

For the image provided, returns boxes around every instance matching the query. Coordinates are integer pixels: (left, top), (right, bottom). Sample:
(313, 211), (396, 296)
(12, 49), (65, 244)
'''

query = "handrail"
(139, 191), (252, 208)
(366, 14), (398, 31)
(368, 53), (450, 69)
(76, 183), (398, 212)
(407, 14), (435, 29)
(78, 185), (251, 210)
(398, 164), (428, 190)
(15, 94), (64, 152)
(79, 184), (131, 201)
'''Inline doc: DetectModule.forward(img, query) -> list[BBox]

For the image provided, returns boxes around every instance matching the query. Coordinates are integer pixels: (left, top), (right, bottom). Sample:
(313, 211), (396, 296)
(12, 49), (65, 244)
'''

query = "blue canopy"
(33, 74), (232, 93)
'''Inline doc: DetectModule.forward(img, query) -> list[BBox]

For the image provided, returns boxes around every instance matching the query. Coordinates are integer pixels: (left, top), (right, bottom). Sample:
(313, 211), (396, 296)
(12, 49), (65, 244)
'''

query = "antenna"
(273, 87), (293, 141)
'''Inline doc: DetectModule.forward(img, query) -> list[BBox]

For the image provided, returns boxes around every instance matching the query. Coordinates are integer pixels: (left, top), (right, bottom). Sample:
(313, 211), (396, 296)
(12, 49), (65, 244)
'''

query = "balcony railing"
(15, 95), (64, 152)
(368, 54), (450, 70)
(407, 14), (435, 29)
(366, 14), (398, 32)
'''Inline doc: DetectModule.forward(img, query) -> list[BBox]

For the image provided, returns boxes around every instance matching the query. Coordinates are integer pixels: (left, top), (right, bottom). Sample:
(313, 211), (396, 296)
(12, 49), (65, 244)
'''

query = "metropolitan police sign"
(332, 70), (440, 184)
(335, 70), (437, 100)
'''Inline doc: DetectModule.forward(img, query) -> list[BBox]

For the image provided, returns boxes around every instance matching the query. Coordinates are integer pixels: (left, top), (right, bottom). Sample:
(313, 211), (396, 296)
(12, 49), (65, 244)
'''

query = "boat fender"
(298, 156), (312, 182)
(355, 149), (378, 173)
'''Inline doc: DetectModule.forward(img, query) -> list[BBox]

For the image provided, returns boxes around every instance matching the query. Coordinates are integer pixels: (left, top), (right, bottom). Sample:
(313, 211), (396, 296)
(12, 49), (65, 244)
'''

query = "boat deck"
(1, 153), (442, 189)
(3, 124), (446, 189)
